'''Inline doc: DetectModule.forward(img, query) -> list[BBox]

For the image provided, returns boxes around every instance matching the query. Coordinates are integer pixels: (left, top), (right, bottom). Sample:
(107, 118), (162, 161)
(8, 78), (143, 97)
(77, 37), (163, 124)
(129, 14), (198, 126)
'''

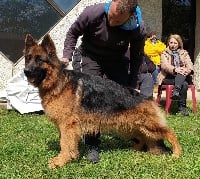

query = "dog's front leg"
(49, 119), (81, 169)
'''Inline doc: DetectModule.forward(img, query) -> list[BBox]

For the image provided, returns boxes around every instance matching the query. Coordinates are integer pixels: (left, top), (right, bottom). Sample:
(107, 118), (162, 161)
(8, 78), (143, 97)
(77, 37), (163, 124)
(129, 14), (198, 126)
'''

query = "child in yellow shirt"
(144, 31), (166, 92)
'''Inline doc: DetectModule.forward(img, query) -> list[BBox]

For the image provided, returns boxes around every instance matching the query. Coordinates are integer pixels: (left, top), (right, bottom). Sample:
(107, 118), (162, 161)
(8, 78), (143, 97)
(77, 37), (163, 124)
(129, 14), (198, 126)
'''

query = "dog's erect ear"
(41, 34), (56, 56)
(25, 34), (37, 50)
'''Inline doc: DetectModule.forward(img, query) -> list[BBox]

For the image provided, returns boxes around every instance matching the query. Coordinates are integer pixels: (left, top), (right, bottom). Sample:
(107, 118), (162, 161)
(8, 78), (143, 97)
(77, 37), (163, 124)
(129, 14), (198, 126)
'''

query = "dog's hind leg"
(131, 133), (146, 152)
(132, 137), (146, 151)
(145, 139), (169, 155)
(49, 118), (81, 169)
(139, 125), (182, 158)
(132, 102), (182, 157)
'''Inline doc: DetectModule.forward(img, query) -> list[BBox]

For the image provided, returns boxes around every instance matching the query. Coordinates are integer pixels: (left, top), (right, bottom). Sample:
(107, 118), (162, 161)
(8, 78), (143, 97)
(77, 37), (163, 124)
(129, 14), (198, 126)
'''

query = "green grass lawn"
(0, 104), (199, 179)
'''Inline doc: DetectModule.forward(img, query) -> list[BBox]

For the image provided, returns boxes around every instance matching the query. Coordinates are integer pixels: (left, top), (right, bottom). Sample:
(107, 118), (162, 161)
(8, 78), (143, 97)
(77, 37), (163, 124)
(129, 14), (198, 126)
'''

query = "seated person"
(157, 34), (193, 116)
(136, 54), (155, 98)
(144, 31), (166, 92)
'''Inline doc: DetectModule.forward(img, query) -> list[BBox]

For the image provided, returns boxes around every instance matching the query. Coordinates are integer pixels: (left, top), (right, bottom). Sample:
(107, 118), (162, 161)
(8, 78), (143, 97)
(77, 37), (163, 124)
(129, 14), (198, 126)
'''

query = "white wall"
(0, 52), (13, 91)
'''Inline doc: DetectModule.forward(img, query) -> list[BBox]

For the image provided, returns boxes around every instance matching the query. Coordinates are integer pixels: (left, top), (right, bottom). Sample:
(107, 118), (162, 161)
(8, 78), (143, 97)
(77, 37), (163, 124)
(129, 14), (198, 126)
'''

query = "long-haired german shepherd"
(24, 34), (181, 169)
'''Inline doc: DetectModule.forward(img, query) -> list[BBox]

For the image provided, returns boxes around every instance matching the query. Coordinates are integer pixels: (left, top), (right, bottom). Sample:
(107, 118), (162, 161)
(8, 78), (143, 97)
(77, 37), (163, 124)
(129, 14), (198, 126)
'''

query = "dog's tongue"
(28, 78), (35, 83)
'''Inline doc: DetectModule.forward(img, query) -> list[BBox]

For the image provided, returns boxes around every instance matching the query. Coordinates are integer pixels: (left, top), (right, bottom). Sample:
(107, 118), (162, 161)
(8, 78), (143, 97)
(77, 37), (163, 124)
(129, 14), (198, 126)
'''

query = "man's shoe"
(178, 106), (189, 116)
(171, 88), (181, 100)
(87, 146), (99, 163)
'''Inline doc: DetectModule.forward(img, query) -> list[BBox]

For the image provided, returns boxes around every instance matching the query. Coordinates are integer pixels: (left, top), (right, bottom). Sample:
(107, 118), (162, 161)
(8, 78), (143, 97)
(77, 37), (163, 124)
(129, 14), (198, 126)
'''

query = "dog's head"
(24, 34), (58, 87)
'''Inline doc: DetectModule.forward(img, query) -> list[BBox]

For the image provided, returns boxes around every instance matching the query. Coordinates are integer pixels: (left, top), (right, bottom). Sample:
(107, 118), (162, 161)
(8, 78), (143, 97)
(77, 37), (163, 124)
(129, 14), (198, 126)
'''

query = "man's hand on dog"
(60, 57), (70, 66)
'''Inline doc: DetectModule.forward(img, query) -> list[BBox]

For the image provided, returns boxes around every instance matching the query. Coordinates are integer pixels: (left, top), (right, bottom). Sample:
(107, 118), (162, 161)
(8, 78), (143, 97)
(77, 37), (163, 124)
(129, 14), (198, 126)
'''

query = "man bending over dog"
(60, 0), (146, 163)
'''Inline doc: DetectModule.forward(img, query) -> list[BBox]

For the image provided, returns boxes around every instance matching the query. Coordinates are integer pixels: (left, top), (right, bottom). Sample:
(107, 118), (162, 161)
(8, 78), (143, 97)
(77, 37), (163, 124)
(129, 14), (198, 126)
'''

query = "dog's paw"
(172, 151), (181, 158)
(48, 156), (69, 169)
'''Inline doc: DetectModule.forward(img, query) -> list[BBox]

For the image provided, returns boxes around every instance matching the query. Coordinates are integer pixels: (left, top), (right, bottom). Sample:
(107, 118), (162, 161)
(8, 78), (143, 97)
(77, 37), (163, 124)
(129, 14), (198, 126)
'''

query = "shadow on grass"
(159, 100), (179, 114)
(46, 134), (132, 159)
(159, 99), (194, 115)
(47, 140), (60, 152)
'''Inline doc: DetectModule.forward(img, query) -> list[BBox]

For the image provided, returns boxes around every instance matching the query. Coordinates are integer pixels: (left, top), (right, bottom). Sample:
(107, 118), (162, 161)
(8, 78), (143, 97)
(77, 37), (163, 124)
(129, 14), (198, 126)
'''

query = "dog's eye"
(35, 56), (43, 63)
(25, 54), (32, 61)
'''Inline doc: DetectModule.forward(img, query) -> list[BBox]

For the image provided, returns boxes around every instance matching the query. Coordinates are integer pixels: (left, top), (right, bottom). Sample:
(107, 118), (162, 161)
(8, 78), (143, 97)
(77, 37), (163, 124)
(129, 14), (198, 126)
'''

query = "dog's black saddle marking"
(66, 70), (149, 113)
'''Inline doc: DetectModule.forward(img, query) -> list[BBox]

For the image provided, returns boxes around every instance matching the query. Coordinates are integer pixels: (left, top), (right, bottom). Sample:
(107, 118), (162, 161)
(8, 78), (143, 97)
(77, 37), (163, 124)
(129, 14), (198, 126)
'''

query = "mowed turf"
(0, 105), (199, 178)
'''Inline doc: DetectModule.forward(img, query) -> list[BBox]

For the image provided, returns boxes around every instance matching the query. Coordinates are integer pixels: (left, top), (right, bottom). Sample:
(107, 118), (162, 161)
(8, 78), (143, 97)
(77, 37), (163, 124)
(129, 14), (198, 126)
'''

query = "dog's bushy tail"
(164, 129), (182, 157)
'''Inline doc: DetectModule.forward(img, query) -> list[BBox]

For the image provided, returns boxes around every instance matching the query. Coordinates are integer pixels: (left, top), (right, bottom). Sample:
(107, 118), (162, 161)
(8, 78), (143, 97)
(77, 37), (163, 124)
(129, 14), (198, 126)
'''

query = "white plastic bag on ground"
(6, 70), (43, 114)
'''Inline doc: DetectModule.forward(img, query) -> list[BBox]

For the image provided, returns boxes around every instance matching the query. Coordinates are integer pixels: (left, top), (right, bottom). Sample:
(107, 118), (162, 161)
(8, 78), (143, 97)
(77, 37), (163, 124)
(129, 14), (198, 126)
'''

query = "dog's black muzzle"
(24, 67), (33, 78)
(24, 66), (47, 86)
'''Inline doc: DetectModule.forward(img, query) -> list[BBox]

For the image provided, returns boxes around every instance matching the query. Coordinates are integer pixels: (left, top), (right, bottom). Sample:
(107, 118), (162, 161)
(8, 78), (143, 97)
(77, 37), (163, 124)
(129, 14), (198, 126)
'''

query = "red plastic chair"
(156, 84), (198, 114)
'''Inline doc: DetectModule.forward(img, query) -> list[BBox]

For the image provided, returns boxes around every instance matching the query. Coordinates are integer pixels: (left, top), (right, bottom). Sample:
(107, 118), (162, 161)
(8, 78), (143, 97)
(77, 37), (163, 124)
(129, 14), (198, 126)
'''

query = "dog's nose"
(24, 67), (32, 77)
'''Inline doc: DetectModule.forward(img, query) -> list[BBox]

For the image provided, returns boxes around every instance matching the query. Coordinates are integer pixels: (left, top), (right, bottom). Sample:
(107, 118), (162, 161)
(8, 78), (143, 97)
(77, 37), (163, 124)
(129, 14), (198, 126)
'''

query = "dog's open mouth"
(24, 70), (36, 84)
(24, 68), (47, 86)
(27, 77), (36, 84)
